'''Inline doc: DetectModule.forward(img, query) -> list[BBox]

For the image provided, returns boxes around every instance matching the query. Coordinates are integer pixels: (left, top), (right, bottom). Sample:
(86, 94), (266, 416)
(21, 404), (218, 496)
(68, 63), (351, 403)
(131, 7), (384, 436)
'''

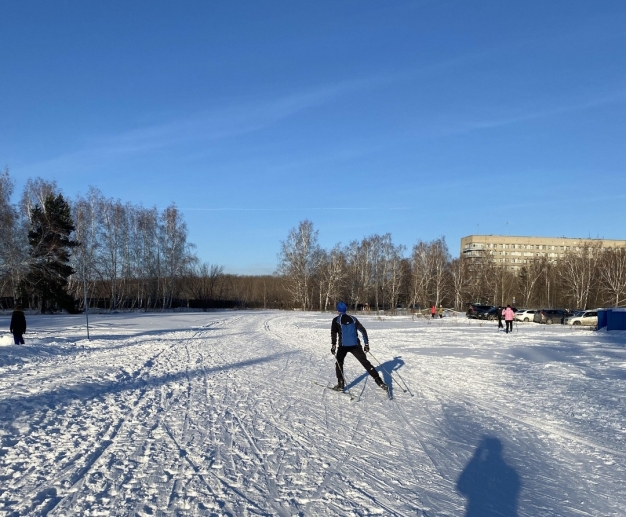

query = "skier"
(430, 305), (436, 319)
(331, 302), (388, 393)
(438, 305), (444, 318)
(496, 306), (504, 329)
(10, 305), (27, 345)
(503, 305), (515, 334)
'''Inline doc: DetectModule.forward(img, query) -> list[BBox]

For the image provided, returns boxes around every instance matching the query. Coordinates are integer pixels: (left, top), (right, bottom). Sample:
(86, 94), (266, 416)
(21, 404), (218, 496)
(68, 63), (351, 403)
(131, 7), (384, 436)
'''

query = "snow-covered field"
(1, 310), (625, 516)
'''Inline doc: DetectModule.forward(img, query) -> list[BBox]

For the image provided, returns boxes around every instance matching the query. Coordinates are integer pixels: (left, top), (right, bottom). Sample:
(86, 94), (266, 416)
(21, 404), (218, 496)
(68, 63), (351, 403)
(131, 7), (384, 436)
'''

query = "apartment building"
(460, 235), (626, 271)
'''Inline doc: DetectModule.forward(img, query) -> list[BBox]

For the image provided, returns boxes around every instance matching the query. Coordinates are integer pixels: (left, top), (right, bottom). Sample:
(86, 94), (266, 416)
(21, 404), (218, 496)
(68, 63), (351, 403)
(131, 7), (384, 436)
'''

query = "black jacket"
(331, 313), (369, 347)
(10, 310), (26, 334)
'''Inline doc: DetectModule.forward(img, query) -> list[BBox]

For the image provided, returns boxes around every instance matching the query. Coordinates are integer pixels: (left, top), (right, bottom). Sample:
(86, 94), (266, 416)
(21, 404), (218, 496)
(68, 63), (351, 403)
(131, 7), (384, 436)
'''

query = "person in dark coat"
(331, 302), (388, 392)
(496, 306), (504, 329)
(10, 305), (27, 345)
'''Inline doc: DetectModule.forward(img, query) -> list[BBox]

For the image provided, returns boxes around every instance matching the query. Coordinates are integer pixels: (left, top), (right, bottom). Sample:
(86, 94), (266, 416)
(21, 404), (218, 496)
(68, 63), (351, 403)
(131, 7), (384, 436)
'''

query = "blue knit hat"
(337, 301), (347, 313)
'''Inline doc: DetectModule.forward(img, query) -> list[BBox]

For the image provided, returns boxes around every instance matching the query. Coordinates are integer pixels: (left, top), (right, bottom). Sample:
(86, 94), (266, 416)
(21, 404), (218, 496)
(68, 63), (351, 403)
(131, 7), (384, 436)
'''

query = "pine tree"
(24, 194), (78, 313)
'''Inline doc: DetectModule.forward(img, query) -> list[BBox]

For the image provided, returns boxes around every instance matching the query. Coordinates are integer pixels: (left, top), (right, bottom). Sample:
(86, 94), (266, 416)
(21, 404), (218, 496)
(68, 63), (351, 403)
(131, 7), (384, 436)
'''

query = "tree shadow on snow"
(0, 350), (297, 428)
(345, 356), (405, 397)
(508, 339), (626, 381)
(0, 326), (224, 368)
(456, 435), (521, 517)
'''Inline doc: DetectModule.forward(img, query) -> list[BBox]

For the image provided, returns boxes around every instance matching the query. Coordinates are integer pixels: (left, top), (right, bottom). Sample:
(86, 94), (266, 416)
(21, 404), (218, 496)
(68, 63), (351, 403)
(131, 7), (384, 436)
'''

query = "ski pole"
(367, 351), (409, 394)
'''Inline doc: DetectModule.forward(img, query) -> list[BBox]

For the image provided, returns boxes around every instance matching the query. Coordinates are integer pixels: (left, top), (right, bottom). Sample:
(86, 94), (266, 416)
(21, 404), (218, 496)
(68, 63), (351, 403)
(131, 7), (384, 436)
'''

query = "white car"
(565, 310), (598, 326)
(515, 309), (536, 322)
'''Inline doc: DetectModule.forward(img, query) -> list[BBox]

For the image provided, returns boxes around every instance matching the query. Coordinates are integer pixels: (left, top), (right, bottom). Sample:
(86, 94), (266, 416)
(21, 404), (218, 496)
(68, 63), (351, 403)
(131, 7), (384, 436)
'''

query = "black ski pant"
(498, 318), (503, 329)
(335, 345), (381, 384)
(13, 333), (24, 345)
(505, 321), (513, 333)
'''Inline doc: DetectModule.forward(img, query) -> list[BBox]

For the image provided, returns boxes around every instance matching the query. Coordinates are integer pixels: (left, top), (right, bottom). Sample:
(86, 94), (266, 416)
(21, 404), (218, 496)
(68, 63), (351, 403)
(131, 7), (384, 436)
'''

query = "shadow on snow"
(344, 355), (405, 398)
(456, 435), (521, 517)
(0, 351), (297, 427)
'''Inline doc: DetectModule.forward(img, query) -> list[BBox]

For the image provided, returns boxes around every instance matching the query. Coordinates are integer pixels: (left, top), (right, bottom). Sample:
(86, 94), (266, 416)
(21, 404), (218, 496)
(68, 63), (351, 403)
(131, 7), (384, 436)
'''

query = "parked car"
(515, 309), (536, 322)
(477, 306), (518, 320)
(533, 309), (567, 324)
(479, 307), (500, 320)
(565, 310), (598, 326)
(466, 304), (493, 319)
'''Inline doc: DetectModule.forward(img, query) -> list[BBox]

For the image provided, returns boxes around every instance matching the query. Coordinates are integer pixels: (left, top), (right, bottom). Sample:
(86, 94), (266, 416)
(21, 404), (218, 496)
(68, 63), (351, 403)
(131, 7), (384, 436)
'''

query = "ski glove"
(331, 345), (336, 355)
(364, 344), (370, 353)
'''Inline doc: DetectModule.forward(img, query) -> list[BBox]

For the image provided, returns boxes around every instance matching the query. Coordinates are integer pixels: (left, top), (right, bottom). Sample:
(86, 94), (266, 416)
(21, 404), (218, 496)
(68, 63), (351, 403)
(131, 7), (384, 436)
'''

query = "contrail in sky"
(179, 207), (410, 211)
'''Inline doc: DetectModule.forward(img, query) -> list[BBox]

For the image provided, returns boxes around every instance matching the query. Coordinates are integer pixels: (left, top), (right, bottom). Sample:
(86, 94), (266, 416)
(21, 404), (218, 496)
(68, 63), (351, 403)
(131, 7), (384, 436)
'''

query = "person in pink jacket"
(503, 305), (515, 333)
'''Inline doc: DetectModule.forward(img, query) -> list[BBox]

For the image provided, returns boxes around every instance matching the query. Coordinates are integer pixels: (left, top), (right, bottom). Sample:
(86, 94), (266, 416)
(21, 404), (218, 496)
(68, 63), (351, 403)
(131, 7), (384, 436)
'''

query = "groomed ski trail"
(1, 310), (625, 516)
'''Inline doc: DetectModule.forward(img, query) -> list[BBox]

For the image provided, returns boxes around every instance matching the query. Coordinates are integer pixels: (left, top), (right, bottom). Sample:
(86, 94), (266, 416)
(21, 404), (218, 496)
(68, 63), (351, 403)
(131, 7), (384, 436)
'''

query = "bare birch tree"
(159, 204), (196, 309)
(449, 257), (471, 310)
(599, 248), (626, 307)
(382, 238), (406, 312)
(277, 220), (320, 310)
(318, 245), (347, 311)
(409, 240), (430, 310)
(558, 244), (601, 309)
(427, 237), (450, 308)
(20, 178), (59, 222)
(517, 258), (547, 308)
(344, 239), (371, 311)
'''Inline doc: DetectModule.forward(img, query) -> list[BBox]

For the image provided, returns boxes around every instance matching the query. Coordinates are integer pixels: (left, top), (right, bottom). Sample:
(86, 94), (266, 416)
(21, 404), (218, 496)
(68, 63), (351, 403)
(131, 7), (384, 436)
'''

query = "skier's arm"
(331, 318), (339, 346)
(355, 318), (369, 345)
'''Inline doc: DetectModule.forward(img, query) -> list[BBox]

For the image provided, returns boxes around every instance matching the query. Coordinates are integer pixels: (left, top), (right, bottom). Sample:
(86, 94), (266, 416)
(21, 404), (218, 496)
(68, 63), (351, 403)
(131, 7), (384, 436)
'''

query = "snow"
(1, 310), (625, 516)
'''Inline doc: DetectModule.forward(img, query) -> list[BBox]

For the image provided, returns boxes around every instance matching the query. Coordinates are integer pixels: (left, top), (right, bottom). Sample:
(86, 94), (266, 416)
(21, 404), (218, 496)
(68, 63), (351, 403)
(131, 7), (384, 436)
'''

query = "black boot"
(332, 381), (345, 391)
(375, 378), (388, 391)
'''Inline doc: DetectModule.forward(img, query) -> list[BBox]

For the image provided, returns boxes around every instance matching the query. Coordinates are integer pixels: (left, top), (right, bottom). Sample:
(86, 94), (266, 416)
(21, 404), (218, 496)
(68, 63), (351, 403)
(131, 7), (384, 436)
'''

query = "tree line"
(0, 170), (293, 312)
(2, 172), (625, 314)
(278, 220), (626, 312)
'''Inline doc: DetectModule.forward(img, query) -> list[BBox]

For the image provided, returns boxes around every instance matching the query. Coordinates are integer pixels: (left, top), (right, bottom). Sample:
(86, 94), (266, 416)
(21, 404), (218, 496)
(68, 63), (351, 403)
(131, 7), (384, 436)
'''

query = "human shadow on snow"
(456, 435), (521, 517)
(0, 350), (297, 427)
(344, 356), (405, 397)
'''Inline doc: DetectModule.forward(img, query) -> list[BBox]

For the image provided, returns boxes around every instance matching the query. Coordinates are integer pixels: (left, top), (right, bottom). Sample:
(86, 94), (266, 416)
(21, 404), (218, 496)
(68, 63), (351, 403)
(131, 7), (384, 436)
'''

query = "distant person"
(504, 305), (515, 334)
(10, 305), (27, 345)
(438, 305), (444, 318)
(331, 302), (388, 393)
(497, 306), (504, 329)
(430, 305), (436, 319)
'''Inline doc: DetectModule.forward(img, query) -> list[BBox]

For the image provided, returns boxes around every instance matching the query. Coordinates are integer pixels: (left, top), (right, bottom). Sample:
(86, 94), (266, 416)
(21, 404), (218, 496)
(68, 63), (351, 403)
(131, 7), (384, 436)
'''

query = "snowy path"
(1, 311), (625, 516)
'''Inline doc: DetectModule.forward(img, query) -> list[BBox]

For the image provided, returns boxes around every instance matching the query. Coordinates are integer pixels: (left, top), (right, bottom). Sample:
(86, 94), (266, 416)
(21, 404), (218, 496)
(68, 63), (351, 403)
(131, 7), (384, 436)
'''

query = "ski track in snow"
(0, 311), (625, 516)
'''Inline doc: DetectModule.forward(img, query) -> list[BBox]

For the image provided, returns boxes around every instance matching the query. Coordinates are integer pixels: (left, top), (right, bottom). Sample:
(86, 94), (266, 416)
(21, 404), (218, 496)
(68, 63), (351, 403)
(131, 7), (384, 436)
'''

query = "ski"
(312, 381), (357, 401)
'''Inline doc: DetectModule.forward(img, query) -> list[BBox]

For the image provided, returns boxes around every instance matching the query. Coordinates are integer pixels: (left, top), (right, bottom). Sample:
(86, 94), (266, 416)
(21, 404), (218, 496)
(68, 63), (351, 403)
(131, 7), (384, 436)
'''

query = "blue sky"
(2, 1), (625, 274)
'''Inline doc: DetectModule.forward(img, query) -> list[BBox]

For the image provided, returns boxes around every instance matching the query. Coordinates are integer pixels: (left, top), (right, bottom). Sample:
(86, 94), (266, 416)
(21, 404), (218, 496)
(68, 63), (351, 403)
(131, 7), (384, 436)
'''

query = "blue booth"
(598, 309), (626, 331)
